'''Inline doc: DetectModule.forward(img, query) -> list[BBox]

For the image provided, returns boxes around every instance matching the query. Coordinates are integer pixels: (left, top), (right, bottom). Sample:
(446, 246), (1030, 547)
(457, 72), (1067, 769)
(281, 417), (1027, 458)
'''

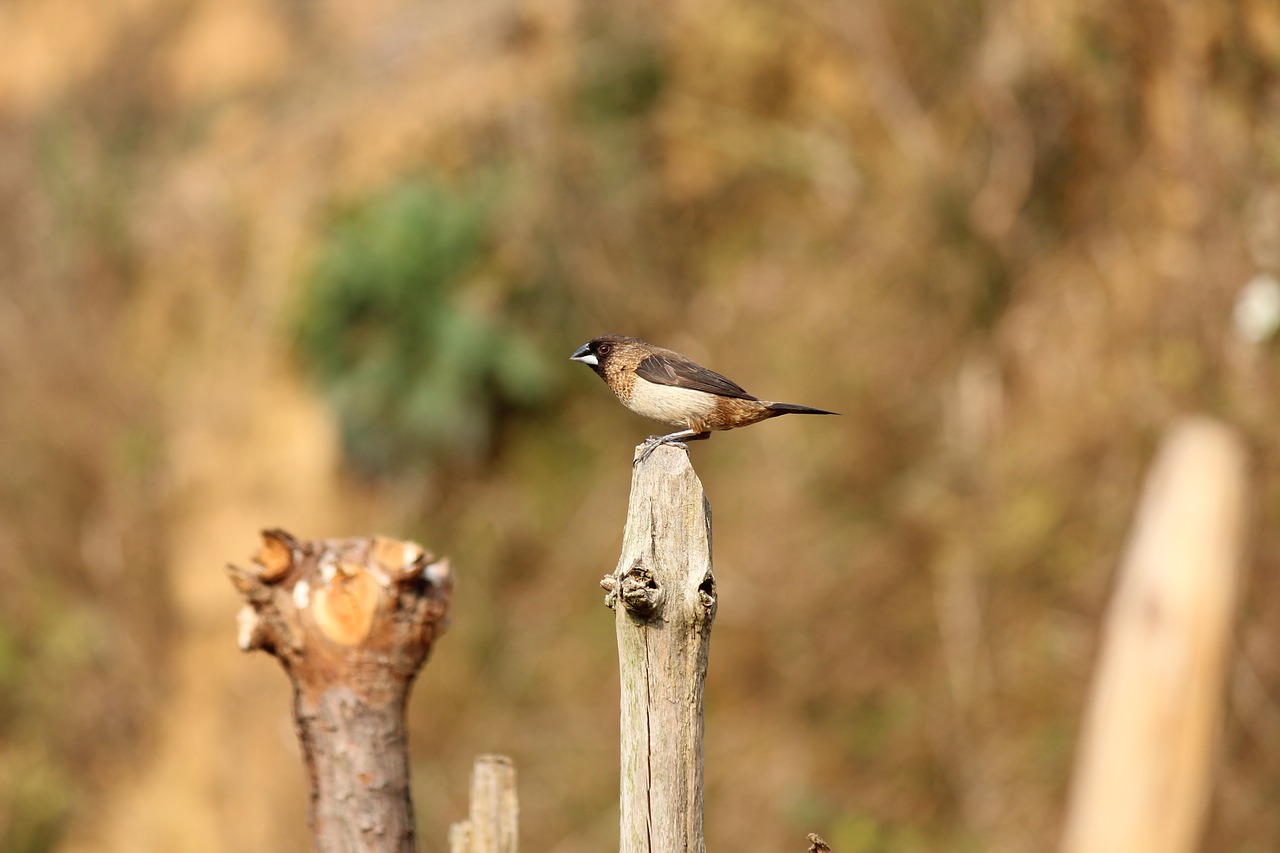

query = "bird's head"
(570, 335), (631, 375)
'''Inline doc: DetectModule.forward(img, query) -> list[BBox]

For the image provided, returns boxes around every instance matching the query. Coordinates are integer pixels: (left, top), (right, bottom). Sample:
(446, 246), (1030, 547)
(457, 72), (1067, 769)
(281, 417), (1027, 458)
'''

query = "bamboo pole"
(601, 444), (717, 853)
(1060, 417), (1248, 853)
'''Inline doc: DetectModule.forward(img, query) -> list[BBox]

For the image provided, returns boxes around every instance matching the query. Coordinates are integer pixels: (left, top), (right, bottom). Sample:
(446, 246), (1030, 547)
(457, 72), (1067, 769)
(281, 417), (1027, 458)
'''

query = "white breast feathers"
(624, 376), (717, 427)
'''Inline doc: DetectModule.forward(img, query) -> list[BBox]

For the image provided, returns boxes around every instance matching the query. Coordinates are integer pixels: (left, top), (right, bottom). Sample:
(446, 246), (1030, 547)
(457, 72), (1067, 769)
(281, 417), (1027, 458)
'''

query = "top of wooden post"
(605, 443), (717, 853)
(603, 443), (716, 623)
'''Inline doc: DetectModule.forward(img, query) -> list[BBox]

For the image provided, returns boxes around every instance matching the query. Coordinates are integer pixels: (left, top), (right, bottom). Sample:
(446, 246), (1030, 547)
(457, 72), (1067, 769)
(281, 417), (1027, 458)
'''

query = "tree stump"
(228, 529), (453, 853)
(601, 445), (717, 853)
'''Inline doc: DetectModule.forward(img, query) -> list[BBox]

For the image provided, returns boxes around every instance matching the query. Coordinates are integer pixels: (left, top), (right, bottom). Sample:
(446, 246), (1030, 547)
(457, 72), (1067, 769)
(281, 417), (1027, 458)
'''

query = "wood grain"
(604, 444), (717, 853)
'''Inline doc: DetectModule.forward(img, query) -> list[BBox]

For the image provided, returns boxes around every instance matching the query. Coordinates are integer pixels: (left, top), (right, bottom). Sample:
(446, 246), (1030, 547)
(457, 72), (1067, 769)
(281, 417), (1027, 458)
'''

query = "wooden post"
(228, 530), (453, 853)
(1060, 417), (1248, 853)
(448, 754), (519, 853)
(600, 444), (717, 853)
(806, 833), (833, 852)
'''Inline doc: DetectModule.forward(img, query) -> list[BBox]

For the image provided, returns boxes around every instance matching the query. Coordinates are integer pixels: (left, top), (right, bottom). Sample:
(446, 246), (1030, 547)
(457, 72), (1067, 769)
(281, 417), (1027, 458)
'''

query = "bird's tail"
(765, 402), (839, 416)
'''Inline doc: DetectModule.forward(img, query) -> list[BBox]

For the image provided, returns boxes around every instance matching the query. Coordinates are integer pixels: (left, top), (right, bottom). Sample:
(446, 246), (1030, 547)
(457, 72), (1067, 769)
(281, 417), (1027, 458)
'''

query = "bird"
(570, 334), (838, 464)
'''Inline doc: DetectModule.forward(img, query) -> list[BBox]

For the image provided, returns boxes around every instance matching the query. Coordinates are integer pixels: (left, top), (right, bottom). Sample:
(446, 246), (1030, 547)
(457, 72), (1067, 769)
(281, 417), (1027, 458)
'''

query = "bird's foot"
(633, 430), (708, 466)
(635, 435), (688, 467)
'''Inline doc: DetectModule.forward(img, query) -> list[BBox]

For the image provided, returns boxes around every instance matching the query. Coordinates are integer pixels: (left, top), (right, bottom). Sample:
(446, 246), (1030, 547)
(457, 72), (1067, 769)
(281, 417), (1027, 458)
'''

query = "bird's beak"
(570, 344), (598, 366)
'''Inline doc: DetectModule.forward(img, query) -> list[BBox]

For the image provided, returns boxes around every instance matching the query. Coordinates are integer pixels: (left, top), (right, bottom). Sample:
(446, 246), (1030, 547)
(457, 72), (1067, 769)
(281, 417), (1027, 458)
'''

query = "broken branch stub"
(228, 529), (453, 853)
(807, 833), (833, 853)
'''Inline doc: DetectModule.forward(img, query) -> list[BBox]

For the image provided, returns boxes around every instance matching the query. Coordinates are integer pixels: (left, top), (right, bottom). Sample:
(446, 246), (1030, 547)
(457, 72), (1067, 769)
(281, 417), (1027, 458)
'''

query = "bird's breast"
(623, 376), (718, 428)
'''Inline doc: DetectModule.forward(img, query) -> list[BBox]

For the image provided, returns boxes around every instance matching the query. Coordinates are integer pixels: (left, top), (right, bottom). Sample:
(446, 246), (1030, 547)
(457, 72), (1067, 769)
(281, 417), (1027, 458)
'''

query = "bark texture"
(228, 530), (453, 853)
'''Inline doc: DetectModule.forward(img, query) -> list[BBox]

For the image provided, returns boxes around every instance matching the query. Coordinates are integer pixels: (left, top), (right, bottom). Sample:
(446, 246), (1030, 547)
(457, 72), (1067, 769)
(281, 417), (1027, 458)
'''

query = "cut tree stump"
(601, 444), (717, 853)
(228, 529), (453, 853)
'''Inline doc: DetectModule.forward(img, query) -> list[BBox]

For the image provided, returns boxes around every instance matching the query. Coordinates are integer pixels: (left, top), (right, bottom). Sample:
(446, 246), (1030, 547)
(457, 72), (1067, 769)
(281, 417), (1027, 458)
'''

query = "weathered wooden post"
(600, 444), (717, 853)
(449, 754), (519, 853)
(228, 529), (453, 853)
(1060, 417), (1248, 853)
(807, 833), (833, 852)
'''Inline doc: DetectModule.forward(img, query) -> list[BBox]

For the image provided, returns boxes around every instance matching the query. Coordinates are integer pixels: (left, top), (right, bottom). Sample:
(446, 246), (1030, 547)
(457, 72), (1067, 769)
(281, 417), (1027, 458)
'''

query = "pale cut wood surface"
(1060, 417), (1248, 853)
(603, 444), (717, 853)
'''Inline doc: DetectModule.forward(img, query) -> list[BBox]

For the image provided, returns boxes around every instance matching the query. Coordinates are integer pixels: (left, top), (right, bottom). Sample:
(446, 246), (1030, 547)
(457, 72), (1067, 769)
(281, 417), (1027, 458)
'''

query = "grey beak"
(570, 344), (598, 366)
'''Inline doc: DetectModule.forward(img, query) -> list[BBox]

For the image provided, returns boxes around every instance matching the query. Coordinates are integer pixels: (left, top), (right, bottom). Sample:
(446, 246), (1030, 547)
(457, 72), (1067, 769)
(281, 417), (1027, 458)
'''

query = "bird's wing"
(635, 350), (758, 400)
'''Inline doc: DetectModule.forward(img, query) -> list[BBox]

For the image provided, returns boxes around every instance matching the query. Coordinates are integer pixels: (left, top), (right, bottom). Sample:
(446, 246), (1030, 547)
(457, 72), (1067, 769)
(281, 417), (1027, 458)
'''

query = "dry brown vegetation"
(1, 0), (1279, 851)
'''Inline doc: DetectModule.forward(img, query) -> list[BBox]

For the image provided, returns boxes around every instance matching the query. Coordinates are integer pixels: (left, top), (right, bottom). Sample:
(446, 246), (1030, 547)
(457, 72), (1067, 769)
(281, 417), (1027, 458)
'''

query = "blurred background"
(1, 0), (1278, 850)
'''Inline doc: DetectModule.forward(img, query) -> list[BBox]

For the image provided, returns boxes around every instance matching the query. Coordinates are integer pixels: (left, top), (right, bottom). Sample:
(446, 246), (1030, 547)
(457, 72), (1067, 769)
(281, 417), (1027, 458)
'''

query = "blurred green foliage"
(295, 180), (555, 475)
(0, 750), (71, 853)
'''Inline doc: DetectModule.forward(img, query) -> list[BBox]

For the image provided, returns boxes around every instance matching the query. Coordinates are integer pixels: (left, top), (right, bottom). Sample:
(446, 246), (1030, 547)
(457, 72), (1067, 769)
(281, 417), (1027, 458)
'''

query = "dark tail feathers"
(766, 402), (839, 416)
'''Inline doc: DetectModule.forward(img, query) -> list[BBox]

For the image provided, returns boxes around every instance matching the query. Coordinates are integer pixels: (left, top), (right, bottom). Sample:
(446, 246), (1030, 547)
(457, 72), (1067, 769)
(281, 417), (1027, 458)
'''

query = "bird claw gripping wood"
(634, 435), (689, 467)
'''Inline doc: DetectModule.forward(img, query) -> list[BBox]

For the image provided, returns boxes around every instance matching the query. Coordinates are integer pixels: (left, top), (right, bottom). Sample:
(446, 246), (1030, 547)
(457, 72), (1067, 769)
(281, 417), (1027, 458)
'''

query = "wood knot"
(618, 563), (662, 618)
(698, 573), (717, 611)
(254, 528), (300, 582)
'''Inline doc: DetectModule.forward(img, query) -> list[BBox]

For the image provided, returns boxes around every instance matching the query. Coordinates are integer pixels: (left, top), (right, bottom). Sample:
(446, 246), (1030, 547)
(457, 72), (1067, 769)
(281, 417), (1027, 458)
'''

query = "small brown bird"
(571, 334), (838, 463)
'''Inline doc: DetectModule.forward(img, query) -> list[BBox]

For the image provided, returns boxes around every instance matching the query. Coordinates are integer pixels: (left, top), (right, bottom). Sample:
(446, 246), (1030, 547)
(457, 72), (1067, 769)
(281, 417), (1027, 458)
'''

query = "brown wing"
(635, 350), (758, 400)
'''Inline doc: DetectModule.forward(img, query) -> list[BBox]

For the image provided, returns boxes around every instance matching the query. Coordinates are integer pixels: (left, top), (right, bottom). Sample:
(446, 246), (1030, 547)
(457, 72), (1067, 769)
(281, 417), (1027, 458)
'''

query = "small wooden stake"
(602, 445), (717, 853)
(228, 530), (453, 853)
(448, 754), (519, 853)
(1060, 417), (1248, 853)
(807, 833), (833, 852)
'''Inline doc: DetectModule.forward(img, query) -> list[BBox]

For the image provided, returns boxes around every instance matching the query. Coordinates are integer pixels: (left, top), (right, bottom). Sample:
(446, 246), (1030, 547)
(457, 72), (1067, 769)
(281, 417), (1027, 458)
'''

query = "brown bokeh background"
(2, 0), (1279, 851)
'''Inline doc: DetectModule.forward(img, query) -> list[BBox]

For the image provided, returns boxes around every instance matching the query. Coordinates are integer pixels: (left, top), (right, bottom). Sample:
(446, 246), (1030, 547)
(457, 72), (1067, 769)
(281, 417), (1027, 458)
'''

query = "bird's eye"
(597, 343), (612, 355)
